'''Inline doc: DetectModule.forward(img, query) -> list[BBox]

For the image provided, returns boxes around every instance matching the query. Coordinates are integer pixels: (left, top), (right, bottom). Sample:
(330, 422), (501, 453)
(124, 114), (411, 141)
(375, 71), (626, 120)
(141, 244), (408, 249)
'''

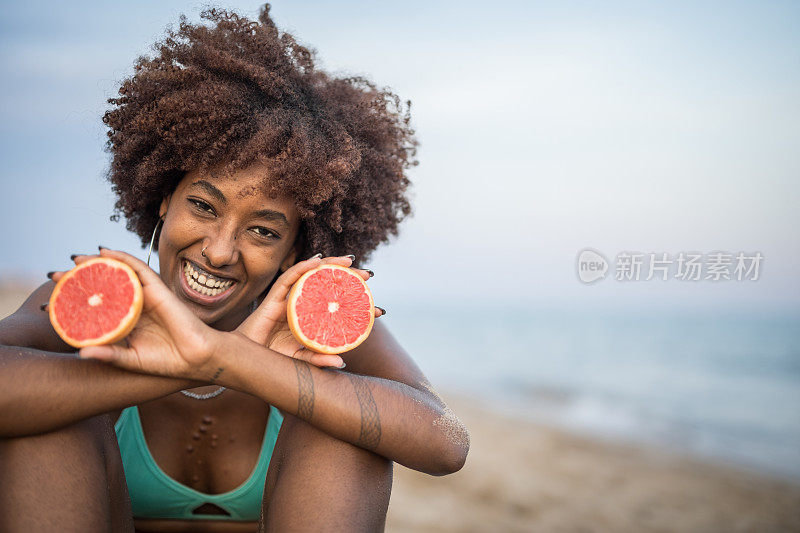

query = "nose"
(201, 226), (240, 268)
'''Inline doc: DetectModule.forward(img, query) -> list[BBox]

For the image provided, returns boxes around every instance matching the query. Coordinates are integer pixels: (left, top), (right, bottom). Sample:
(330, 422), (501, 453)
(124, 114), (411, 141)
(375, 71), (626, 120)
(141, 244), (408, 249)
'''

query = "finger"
(306, 352), (345, 369)
(238, 292), (289, 343)
(273, 255), (362, 296)
(289, 346), (339, 366)
(319, 256), (354, 267)
(73, 254), (101, 265)
(243, 255), (366, 342)
(259, 255), (324, 304)
(351, 268), (373, 281)
(238, 256), (323, 342)
(374, 306), (386, 318)
(79, 342), (140, 371)
(50, 253), (103, 281)
(342, 265), (375, 281)
(97, 247), (165, 289)
(258, 255), (355, 311)
(96, 248), (199, 337)
(318, 257), (375, 281)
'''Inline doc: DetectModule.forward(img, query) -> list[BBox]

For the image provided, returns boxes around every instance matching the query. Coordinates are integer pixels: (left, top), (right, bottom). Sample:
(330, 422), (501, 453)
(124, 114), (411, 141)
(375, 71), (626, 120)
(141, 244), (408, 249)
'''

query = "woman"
(0, 5), (469, 532)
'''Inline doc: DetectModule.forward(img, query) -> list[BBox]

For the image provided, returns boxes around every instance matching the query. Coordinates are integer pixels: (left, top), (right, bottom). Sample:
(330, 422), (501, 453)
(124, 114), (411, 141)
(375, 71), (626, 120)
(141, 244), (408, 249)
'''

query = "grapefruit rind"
(286, 264), (375, 355)
(48, 257), (144, 348)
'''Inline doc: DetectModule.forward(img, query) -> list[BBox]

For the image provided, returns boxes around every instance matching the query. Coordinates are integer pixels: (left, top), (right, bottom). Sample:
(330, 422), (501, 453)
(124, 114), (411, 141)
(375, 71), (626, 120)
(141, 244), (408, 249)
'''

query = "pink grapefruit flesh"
(49, 257), (144, 348)
(287, 264), (375, 355)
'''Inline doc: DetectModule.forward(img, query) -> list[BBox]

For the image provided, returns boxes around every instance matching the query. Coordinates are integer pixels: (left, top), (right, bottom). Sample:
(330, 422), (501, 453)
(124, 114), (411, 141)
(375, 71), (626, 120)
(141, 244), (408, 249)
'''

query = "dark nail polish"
(98, 245), (107, 251)
(345, 254), (356, 261)
(70, 254), (78, 261)
(365, 269), (374, 278)
(377, 306), (386, 316)
(39, 303), (48, 311)
(46, 271), (55, 280)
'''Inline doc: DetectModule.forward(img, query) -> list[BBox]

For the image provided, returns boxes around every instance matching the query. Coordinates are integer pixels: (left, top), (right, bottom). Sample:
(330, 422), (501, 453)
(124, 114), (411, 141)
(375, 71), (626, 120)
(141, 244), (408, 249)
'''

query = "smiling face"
(156, 163), (302, 330)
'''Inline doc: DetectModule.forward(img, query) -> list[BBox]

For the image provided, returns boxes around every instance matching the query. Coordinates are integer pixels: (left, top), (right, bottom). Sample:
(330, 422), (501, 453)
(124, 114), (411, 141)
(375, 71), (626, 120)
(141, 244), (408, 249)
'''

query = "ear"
(158, 194), (172, 219)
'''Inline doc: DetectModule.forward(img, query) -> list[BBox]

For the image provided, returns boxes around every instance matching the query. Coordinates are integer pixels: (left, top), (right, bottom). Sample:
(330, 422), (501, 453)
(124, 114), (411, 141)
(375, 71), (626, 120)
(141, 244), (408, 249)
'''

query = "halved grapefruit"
(287, 264), (375, 355)
(49, 257), (144, 348)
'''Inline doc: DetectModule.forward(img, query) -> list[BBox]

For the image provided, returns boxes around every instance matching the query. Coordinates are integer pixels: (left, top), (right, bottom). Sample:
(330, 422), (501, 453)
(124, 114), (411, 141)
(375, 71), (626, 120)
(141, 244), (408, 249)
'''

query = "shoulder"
(0, 280), (74, 353)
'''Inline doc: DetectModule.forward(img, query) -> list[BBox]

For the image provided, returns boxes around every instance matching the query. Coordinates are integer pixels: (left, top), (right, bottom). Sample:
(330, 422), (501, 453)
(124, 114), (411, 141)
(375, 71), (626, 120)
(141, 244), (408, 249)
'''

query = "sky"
(0, 0), (798, 311)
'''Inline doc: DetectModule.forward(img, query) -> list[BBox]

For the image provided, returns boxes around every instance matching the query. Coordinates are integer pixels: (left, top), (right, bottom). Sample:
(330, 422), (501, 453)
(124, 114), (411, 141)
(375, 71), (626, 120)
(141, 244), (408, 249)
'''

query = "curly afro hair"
(103, 4), (417, 267)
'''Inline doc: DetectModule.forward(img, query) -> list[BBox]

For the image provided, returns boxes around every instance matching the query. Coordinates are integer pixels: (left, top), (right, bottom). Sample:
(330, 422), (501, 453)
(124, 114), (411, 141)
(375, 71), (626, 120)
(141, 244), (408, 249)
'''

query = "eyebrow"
(190, 180), (290, 227)
(252, 209), (290, 227)
(191, 180), (226, 205)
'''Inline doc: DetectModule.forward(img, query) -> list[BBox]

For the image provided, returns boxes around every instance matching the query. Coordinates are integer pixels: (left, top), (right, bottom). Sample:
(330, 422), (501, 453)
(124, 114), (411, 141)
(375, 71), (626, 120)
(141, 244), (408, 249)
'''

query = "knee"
(0, 413), (111, 462)
(279, 413), (393, 481)
(0, 413), (115, 498)
(0, 414), (126, 532)
(264, 413), (393, 529)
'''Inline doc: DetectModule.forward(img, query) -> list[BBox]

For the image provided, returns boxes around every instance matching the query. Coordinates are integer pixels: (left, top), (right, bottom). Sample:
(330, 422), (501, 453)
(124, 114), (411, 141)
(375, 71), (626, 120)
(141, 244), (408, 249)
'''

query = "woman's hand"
(54, 248), (222, 381)
(235, 254), (383, 369)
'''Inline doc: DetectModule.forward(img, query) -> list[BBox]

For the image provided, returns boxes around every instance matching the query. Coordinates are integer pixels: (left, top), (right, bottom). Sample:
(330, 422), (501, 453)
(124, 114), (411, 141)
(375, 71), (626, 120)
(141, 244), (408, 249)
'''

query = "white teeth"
(183, 261), (234, 297)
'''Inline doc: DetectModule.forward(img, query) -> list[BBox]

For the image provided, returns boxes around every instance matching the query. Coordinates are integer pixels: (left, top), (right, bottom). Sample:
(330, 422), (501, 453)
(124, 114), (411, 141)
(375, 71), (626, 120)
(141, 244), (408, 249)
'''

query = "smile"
(180, 260), (237, 302)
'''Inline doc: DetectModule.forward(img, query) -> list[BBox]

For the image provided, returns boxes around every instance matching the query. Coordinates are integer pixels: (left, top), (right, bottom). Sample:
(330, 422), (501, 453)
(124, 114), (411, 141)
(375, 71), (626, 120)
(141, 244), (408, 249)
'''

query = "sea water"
(386, 302), (800, 482)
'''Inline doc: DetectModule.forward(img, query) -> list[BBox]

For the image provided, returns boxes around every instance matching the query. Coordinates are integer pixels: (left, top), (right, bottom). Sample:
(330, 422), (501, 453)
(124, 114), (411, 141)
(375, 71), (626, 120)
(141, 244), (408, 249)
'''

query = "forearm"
(0, 345), (202, 437)
(212, 333), (469, 476)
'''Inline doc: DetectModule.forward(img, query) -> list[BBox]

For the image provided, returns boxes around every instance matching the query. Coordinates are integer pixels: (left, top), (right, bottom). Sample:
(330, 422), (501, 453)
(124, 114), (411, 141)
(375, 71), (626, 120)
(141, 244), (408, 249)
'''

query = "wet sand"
(386, 390), (800, 532)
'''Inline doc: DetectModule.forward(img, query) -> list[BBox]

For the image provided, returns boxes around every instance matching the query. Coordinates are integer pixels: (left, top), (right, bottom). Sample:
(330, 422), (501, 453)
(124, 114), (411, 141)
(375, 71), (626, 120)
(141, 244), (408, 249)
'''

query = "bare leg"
(260, 413), (393, 532)
(0, 414), (133, 532)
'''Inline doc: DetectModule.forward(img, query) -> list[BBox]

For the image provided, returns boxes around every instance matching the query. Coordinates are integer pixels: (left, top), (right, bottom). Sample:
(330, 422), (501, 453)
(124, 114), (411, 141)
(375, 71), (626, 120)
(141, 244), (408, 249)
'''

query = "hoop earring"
(147, 217), (163, 267)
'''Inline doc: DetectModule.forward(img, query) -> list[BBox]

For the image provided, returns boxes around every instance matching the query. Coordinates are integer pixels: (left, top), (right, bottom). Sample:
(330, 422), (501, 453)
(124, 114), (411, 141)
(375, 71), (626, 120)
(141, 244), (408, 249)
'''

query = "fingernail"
(345, 254), (355, 261)
(365, 269), (374, 278)
(70, 254), (78, 261)
(46, 271), (55, 280)
(377, 306), (386, 316)
(339, 361), (347, 369)
(39, 303), (48, 311)
(98, 245), (107, 251)
(309, 253), (322, 259)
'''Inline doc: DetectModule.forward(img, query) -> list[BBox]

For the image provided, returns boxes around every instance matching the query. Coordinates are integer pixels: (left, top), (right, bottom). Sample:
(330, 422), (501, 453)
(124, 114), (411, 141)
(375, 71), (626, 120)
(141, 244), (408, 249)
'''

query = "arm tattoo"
(293, 359), (314, 421)
(346, 373), (381, 450)
(211, 367), (224, 382)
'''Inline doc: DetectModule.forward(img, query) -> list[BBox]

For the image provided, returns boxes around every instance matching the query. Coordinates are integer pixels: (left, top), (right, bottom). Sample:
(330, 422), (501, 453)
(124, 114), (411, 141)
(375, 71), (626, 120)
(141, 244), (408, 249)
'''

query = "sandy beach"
(386, 390), (800, 532)
(2, 284), (799, 532)
(0, 281), (37, 319)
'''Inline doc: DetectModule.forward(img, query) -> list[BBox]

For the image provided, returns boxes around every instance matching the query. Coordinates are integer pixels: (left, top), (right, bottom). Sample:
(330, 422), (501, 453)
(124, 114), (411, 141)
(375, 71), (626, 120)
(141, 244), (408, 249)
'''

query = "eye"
(251, 226), (279, 240)
(189, 198), (215, 215)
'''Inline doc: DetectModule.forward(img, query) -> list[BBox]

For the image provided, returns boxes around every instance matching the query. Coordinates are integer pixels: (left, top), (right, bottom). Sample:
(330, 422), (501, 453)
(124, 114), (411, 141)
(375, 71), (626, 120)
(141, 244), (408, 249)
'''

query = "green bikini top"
(114, 404), (283, 521)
